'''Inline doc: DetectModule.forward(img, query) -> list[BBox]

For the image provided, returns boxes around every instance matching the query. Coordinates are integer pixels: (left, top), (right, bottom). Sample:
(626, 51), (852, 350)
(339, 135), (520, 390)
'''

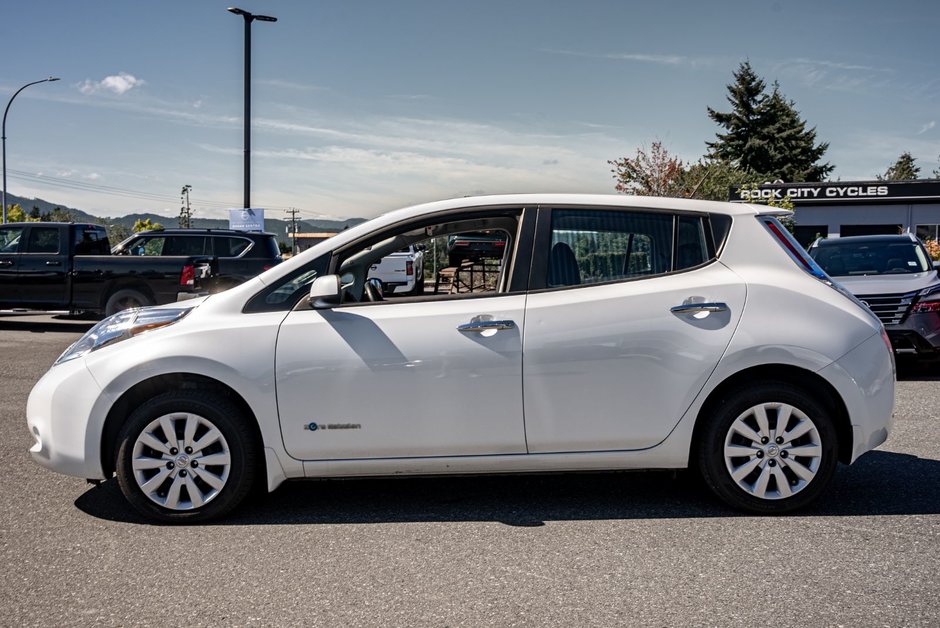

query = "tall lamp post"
(2, 76), (60, 223)
(227, 7), (277, 210)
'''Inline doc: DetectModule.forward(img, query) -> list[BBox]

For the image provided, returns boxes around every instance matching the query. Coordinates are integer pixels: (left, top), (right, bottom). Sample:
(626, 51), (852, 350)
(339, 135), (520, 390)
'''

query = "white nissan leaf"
(27, 195), (895, 522)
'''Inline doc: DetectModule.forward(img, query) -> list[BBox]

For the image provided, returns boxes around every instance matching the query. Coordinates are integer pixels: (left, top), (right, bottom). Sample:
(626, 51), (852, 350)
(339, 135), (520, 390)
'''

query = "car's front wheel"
(115, 390), (258, 523)
(697, 382), (838, 513)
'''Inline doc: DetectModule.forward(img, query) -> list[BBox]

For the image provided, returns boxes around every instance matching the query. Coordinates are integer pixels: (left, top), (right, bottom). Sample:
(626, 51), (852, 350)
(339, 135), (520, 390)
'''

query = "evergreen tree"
(878, 152), (920, 180)
(707, 63), (833, 182)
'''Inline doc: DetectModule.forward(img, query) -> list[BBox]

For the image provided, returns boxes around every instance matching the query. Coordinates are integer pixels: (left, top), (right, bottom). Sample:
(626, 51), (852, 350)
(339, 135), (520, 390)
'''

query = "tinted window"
(126, 236), (166, 255)
(0, 226), (24, 253)
(26, 227), (61, 254)
(548, 209), (673, 287)
(675, 215), (708, 270)
(163, 236), (206, 256)
(75, 227), (110, 255)
(213, 237), (252, 257)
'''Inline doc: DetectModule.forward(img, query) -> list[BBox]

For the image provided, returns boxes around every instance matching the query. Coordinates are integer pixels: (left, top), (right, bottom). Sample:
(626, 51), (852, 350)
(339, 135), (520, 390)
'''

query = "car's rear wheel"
(115, 390), (258, 523)
(697, 383), (838, 513)
(105, 288), (152, 316)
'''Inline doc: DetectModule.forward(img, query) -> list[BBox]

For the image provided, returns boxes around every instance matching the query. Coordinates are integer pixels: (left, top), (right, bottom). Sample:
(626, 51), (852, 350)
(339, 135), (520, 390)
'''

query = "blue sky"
(3, 0), (939, 221)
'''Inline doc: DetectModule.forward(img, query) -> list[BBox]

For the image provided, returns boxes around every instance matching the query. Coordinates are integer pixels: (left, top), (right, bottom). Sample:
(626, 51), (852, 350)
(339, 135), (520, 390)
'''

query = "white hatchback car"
(27, 195), (895, 522)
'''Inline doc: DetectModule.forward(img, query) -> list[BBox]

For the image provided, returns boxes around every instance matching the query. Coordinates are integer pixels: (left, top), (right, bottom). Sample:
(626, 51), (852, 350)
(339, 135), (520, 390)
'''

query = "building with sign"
(731, 180), (940, 246)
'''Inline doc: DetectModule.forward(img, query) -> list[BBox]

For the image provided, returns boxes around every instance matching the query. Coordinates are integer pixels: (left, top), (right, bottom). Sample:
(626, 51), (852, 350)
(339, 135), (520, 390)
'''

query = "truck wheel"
(105, 288), (152, 316)
(115, 390), (259, 523)
(696, 382), (838, 514)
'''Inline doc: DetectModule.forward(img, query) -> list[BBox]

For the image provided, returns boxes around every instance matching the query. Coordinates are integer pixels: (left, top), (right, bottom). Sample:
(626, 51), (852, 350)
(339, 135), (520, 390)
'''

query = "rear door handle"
(458, 320), (516, 333)
(45, 260), (62, 266)
(0, 260), (12, 267)
(670, 302), (728, 314)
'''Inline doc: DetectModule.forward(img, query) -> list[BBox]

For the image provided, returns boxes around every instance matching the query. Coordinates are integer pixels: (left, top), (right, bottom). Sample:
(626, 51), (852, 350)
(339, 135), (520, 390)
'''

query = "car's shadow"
(75, 450), (940, 526)
(0, 314), (95, 333)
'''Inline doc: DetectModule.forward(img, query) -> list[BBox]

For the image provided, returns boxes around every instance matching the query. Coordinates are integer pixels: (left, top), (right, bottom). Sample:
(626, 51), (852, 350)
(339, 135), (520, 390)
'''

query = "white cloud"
(85, 172), (101, 180)
(78, 72), (145, 95)
(540, 49), (720, 68)
(917, 121), (936, 135)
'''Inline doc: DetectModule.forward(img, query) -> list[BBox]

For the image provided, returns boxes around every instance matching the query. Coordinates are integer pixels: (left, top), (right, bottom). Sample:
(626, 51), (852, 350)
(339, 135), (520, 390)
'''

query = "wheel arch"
(100, 373), (265, 481)
(690, 364), (853, 466)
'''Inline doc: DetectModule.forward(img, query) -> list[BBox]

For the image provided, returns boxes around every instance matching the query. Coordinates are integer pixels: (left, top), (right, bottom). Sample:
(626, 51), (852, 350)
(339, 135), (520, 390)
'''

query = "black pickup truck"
(0, 222), (212, 316)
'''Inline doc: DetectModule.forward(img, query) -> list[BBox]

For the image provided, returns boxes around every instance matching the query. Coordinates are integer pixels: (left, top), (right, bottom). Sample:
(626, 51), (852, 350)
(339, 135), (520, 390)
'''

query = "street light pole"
(227, 7), (277, 210)
(2, 77), (60, 224)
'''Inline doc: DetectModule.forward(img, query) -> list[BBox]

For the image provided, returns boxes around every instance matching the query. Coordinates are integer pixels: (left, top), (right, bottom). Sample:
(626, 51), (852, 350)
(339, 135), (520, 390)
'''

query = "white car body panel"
(275, 294), (527, 460)
(24, 194), (895, 502)
(523, 262), (746, 452)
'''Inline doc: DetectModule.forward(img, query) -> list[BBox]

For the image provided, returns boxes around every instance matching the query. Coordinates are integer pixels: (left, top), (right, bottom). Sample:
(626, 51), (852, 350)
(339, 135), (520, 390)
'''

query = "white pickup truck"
(368, 244), (425, 295)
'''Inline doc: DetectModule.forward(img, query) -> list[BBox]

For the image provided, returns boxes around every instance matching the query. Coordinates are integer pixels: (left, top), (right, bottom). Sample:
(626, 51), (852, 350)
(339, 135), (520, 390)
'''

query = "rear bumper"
(818, 332), (896, 463)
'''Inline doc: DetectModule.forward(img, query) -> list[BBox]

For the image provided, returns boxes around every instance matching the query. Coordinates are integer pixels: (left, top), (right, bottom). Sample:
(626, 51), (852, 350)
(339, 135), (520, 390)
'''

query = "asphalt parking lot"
(0, 313), (937, 626)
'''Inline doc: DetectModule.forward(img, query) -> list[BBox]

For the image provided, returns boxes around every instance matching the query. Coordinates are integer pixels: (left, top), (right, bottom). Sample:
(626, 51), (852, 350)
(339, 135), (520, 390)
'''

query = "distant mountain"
(2, 193), (366, 243)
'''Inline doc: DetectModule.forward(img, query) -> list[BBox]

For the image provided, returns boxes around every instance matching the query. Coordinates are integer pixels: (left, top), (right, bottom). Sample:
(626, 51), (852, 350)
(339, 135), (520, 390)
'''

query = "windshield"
(810, 240), (931, 276)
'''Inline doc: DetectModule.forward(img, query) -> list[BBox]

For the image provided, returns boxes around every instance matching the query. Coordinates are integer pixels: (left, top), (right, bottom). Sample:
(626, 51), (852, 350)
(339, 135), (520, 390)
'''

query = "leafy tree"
(133, 218), (163, 233)
(878, 152), (920, 180)
(29, 206), (42, 220)
(707, 62), (833, 182)
(609, 141), (685, 196)
(4, 203), (33, 223)
(679, 159), (755, 201)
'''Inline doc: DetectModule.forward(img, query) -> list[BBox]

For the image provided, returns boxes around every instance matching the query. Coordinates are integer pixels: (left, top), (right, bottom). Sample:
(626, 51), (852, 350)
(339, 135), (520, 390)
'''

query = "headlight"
(55, 307), (192, 366)
(919, 283), (940, 299)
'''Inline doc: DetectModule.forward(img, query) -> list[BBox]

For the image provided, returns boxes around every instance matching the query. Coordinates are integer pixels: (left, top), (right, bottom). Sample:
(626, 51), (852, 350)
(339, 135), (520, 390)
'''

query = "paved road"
(1, 314), (937, 626)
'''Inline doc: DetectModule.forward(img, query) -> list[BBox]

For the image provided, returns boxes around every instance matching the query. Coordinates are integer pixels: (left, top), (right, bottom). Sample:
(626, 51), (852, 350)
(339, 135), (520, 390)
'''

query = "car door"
(17, 225), (69, 306)
(274, 207), (533, 460)
(0, 225), (26, 303)
(522, 207), (746, 453)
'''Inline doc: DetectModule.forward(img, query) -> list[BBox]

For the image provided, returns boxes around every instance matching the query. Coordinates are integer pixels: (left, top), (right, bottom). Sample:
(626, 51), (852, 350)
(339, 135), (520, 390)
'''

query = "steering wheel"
(363, 277), (385, 302)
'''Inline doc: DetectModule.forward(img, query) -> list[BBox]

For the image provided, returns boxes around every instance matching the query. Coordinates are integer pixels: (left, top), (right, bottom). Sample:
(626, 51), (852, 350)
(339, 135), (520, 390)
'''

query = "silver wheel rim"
(131, 412), (232, 511)
(723, 402), (823, 500)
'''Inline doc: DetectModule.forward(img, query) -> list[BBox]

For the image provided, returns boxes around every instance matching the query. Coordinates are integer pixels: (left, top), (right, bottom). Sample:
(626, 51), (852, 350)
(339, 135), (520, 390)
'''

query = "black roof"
(813, 234), (917, 247)
(136, 228), (276, 237)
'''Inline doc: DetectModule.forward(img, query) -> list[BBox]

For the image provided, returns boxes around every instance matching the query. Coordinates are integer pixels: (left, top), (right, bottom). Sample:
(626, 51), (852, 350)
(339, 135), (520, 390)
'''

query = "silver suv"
(809, 234), (940, 359)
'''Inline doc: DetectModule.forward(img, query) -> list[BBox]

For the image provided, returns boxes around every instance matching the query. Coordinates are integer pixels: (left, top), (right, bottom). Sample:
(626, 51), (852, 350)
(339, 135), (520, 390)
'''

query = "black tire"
(105, 288), (152, 316)
(115, 390), (259, 523)
(696, 382), (838, 514)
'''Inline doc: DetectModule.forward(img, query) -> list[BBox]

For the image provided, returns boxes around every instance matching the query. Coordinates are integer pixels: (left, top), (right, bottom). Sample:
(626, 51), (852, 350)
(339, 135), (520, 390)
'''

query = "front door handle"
(45, 260), (62, 266)
(0, 260), (12, 267)
(457, 320), (516, 333)
(670, 302), (728, 314)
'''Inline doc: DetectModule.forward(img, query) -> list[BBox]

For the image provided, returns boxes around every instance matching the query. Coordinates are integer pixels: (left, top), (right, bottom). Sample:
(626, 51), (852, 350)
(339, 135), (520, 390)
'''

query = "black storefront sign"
(730, 180), (940, 205)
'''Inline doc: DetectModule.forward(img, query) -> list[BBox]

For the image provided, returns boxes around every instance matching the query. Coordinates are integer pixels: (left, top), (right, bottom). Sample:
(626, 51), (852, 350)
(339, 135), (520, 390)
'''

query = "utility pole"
(179, 184), (193, 228)
(284, 206), (300, 253)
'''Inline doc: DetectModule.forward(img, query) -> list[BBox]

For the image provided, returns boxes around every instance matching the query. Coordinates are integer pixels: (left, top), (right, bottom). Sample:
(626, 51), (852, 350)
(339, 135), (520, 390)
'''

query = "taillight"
(762, 218), (828, 280)
(406, 261), (414, 276)
(180, 264), (195, 287)
(912, 301), (940, 313)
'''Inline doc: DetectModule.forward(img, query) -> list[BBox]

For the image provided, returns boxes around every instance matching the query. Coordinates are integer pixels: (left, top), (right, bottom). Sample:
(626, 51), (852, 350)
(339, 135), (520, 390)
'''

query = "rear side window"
(213, 236), (252, 257)
(163, 236), (207, 256)
(26, 227), (61, 254)
(676, 215), (709, 270)
(75, 227), (110, 255)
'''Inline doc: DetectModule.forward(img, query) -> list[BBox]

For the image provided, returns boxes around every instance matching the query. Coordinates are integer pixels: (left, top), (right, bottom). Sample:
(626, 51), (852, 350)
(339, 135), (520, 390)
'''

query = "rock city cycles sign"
(730, 181), (940, 204)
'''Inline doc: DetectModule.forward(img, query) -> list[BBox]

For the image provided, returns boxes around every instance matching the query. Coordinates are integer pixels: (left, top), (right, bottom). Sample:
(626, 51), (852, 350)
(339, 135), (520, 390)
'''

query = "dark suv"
(114, 228), (282, 291)
(808, 233), (940, 358)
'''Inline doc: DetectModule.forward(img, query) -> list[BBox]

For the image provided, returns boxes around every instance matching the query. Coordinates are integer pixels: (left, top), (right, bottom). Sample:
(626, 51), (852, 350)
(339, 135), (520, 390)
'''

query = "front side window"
(0, 226), (25, 253)
(340, 215), (518, 304)
(126, 236), (166, 256)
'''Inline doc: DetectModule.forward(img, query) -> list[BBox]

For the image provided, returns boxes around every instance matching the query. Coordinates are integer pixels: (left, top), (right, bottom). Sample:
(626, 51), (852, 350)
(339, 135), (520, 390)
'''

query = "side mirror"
(308, 274), (341, 309)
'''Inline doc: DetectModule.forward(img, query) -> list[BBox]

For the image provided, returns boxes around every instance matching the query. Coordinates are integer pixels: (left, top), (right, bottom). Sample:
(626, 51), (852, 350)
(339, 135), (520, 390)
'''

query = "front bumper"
(886, 312), (940, 356)
(26, 358), (109, 480)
